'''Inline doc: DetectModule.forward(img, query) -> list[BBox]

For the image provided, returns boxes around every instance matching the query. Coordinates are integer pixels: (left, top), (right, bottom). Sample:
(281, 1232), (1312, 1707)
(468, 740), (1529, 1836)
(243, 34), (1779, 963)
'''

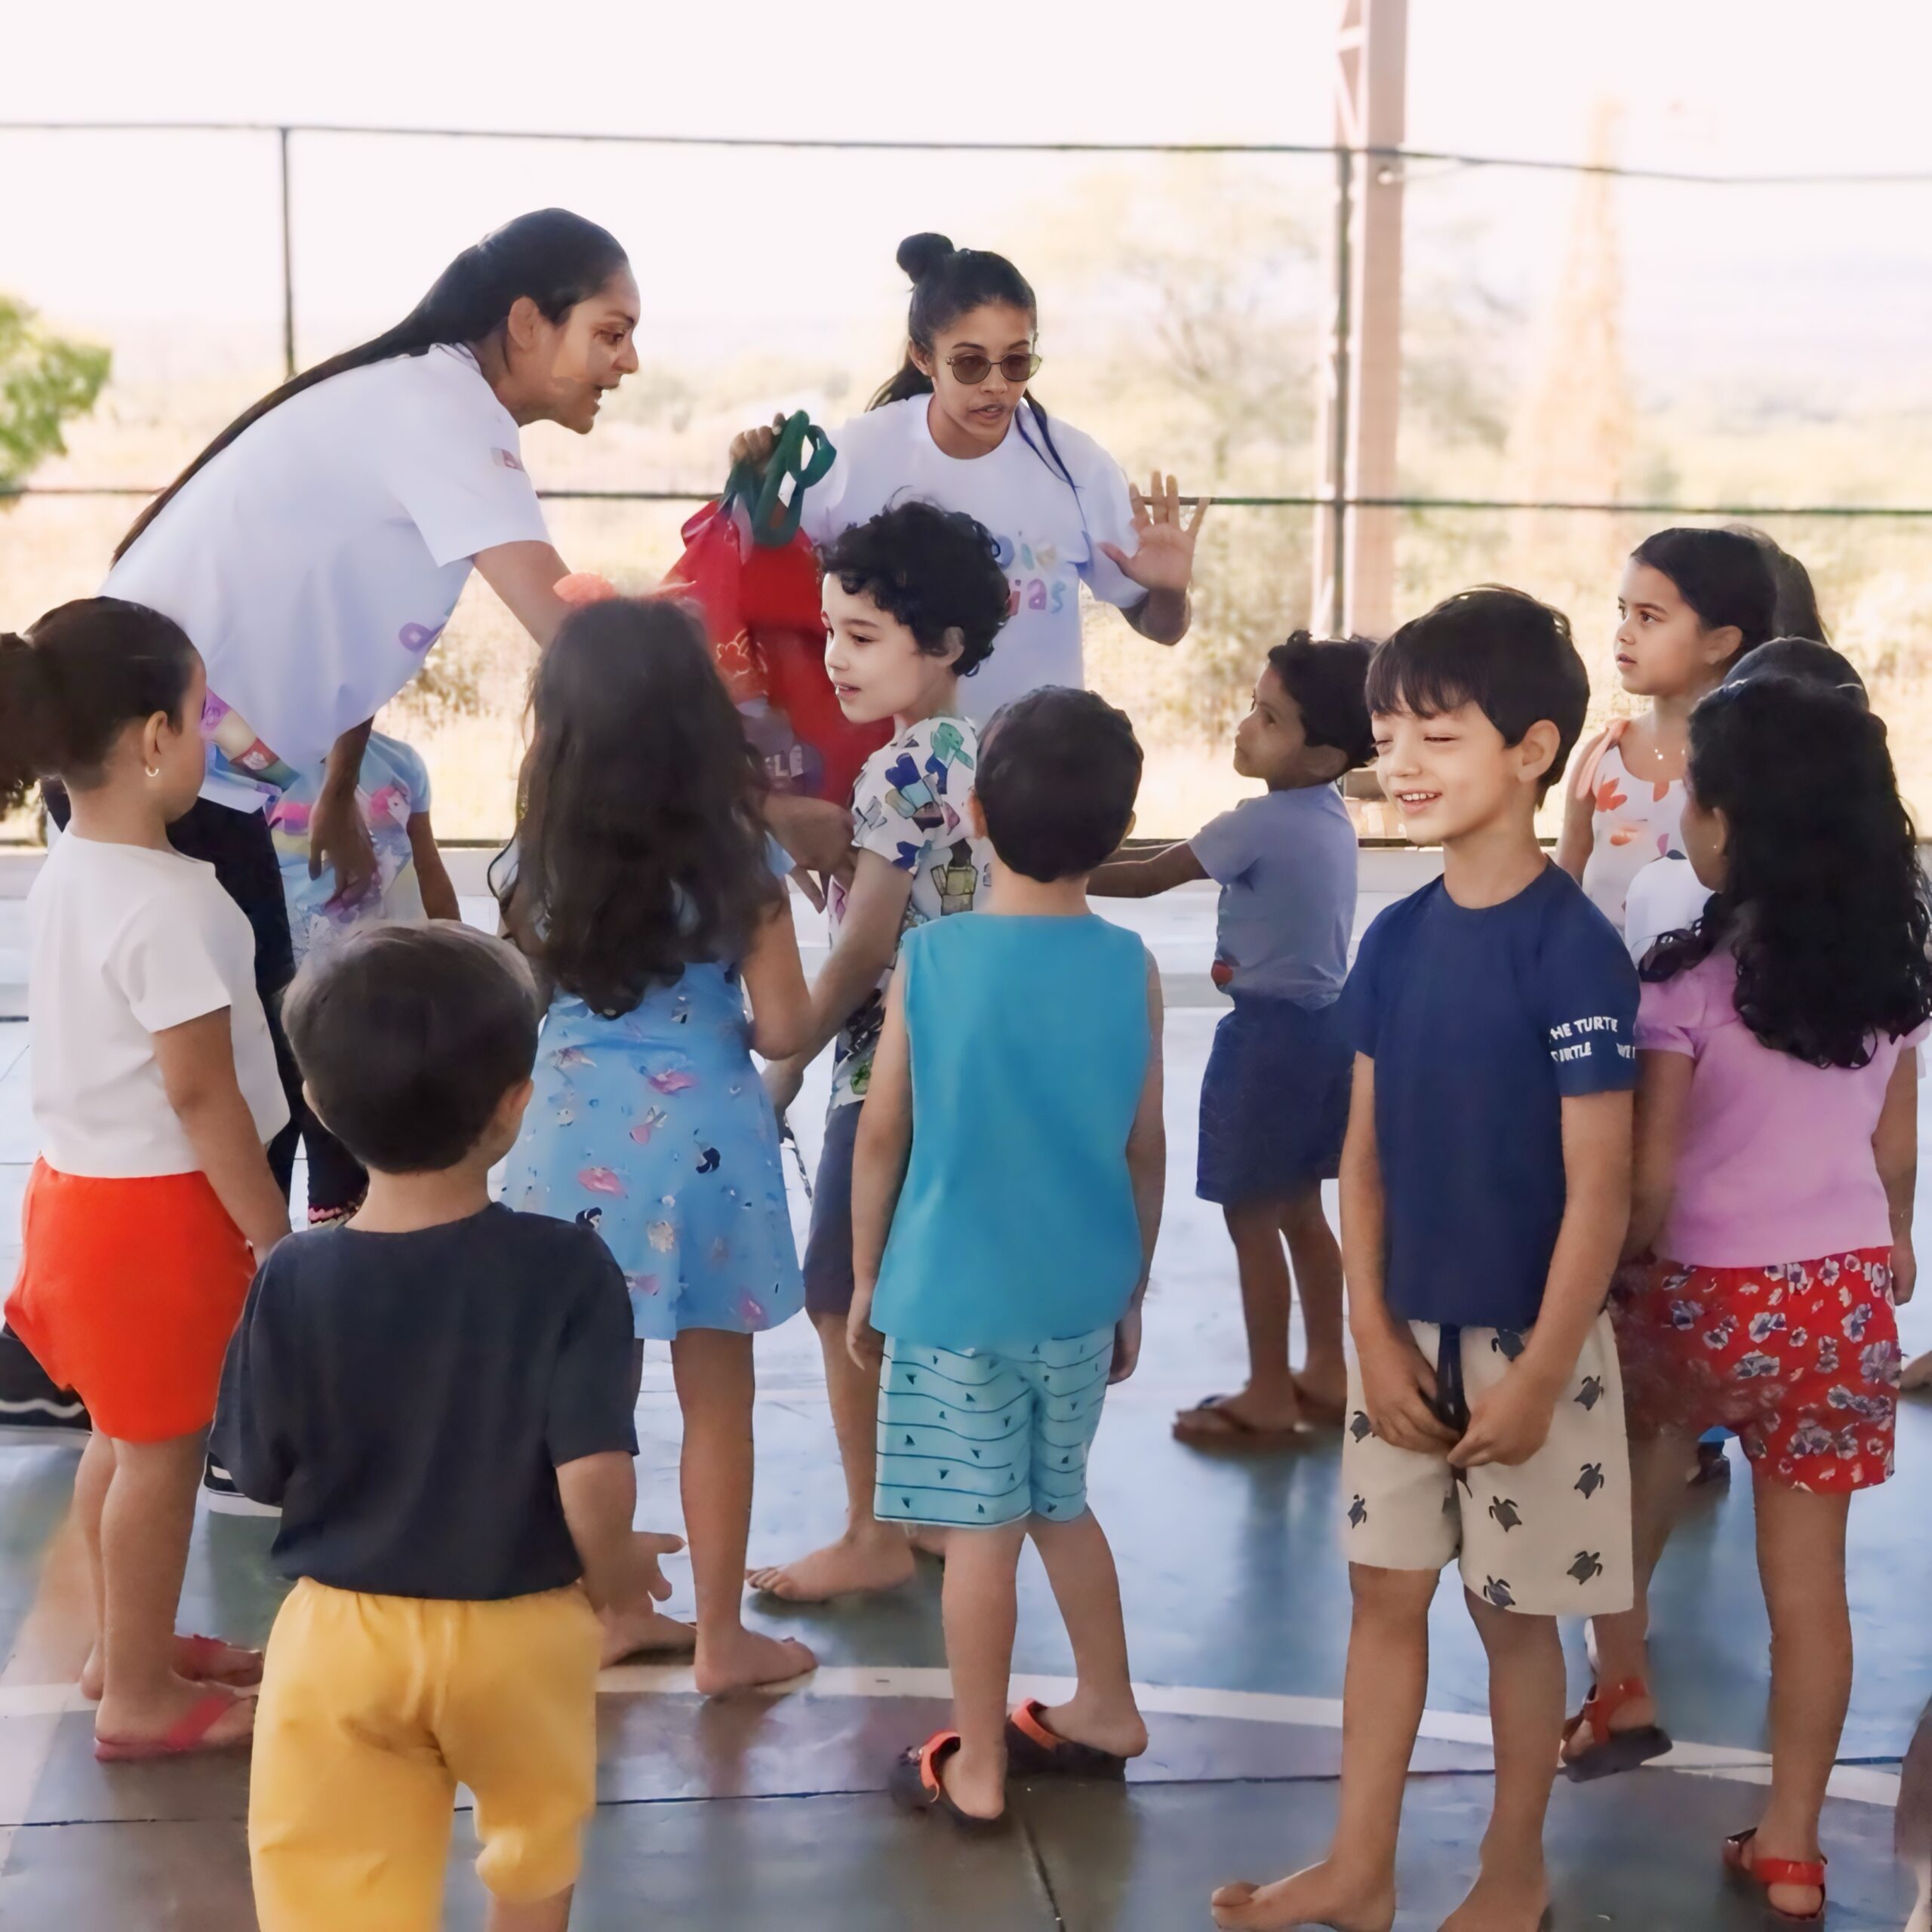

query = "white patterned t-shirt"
(827, 713), (990, 1106)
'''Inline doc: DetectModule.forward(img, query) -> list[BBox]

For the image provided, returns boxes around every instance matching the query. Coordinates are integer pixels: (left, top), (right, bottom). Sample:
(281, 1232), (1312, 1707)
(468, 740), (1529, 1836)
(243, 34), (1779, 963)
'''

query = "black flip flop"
(888, 1733), (1008, 1834)
(1172, 1395), (1308, 1451)
(1004, 1697), (1128, 1780)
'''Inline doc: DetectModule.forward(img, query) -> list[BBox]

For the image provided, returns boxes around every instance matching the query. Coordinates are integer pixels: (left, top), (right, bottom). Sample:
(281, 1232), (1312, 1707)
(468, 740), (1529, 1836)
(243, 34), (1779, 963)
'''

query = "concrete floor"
(0, 881), (1927, 1928)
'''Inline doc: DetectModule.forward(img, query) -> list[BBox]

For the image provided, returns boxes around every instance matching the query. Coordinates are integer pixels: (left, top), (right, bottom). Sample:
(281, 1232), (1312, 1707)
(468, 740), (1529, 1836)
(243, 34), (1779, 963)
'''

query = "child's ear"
(1703, 624), (1743, 669)
(968, 791), (988, 840)
(940, 626), (965, 669)
(497, 1077), (537, 1139)
(1517, 719), (1561, 789)
(1305, 744), (1350, 785)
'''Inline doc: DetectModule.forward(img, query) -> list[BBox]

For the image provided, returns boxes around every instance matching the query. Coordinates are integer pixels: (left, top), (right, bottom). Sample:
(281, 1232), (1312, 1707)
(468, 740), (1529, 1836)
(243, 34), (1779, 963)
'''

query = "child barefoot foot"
(599, 1604), (698, 1667)
(692, 1627), (817, 1695)
(1436, 1857), (1549, 1931)
(1211, 1861), (1395, 1931)
(745, 1526), (917, 1602)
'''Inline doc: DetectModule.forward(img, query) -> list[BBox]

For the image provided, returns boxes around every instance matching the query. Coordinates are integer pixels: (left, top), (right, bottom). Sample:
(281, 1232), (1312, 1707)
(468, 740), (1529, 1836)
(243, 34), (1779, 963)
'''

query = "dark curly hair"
(1266, 632), (1377, 770)
(1644, 677), (1932, 1069)
(496, 596), (782, 1017)
(818, 499), (1009, 678)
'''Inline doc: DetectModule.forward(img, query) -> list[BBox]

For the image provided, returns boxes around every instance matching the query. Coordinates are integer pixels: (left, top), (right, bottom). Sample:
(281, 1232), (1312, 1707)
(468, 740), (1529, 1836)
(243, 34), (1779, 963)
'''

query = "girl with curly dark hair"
(1563, 676), (1931, 1921)
(497, 595), (819, 1694)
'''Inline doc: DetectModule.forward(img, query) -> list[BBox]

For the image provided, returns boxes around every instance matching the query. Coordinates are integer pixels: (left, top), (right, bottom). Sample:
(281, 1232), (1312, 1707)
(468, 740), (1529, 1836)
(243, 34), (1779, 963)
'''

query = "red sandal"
(1723, 1828), (1827, 1921)
(94, 1689), (254, 1764)
(888, 1732), (1008, 1835)
(175, 1635), (264, 1688)
(1560, 1675), (1672, 1782)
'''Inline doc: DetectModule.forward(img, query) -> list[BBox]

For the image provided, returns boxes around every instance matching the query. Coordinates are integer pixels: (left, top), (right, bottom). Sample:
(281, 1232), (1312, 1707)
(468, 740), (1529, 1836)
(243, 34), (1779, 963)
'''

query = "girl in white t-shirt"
(1, 599), (291, 1762)
(734, 232), (1210, 721)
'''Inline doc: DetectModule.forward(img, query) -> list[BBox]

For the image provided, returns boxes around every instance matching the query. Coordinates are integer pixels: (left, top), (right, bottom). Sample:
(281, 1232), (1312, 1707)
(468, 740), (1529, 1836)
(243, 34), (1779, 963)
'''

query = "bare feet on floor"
(692, 1626), (817, 1695)
(1211, 1861), (1395, 1931)
(1437, 1858), (1549, 1931)
(599, 1605), (698, 1668)
(745, 1528), (917, 1602)
(94, 1675), (257, 1751)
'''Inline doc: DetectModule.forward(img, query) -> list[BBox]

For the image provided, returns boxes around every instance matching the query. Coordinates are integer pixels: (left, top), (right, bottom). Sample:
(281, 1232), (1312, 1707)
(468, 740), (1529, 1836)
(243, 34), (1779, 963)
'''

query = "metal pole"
(1327, 143), (1354, 638)
(278, 127), (296, 379)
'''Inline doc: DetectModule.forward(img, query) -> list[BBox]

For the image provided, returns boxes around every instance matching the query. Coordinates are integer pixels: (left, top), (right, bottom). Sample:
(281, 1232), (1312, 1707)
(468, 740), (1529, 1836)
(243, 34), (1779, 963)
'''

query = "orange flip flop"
(175, 1635), (264, 1687)
(888, 1732), (1007, 1834)
(94, 1689), (254, 1763)
(1004, 1698), (1128, 1780)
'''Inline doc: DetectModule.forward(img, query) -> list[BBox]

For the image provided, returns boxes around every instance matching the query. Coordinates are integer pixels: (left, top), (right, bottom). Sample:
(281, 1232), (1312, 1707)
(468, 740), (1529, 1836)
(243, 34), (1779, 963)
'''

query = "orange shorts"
(6, 1161), (256, 1443)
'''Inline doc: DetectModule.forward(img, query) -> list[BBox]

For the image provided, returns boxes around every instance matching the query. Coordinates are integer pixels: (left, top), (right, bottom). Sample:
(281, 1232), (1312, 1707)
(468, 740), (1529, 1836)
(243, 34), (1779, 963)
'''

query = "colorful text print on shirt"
(989, 531), (1072, 617)
(200, 693), (300, 791)
(398, 620), (448, 656)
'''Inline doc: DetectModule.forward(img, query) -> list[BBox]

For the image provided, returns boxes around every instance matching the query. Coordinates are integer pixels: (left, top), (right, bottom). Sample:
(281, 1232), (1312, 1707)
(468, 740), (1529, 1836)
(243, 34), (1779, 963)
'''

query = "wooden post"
(1312, 0), (1408, 638)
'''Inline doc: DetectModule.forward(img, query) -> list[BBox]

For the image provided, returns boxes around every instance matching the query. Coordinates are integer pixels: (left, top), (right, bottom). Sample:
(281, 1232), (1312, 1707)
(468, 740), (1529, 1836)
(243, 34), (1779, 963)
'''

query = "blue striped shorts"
(872, 1329), (1115, 1530)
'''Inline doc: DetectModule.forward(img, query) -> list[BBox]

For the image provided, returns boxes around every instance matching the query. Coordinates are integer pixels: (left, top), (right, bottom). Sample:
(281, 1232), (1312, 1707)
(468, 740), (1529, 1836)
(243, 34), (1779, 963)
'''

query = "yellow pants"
(249, 1578), (602, 1932)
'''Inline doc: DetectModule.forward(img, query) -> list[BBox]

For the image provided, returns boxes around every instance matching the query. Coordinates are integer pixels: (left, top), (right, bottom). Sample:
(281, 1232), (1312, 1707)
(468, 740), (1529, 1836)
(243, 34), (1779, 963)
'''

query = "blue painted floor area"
(0, 882), (1927, 1926)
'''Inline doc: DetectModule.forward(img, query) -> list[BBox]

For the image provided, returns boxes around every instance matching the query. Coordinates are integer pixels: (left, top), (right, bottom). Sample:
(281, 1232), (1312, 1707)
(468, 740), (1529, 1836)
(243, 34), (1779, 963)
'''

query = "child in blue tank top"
(848, 687), (1166, 1831)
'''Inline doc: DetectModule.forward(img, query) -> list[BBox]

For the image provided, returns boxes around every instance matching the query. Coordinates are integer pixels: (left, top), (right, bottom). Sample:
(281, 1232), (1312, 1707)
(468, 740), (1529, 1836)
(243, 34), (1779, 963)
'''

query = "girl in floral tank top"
(1560, 528), (1777, 934)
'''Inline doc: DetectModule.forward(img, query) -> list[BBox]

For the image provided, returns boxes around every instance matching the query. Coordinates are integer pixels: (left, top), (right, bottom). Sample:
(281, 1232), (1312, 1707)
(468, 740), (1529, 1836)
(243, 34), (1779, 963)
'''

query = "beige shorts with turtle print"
(1340, 1312), (1635, 1618)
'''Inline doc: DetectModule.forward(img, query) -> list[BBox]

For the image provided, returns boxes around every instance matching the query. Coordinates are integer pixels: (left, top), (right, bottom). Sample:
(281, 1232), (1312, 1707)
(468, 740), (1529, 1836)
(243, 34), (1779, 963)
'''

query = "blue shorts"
(1196, 991), (1350, 1204)
(872, 1330), (1115, 1529)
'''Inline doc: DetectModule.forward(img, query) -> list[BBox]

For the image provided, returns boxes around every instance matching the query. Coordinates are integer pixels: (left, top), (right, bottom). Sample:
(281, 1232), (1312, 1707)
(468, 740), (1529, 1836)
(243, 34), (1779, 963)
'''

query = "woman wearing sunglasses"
(732, 231), (1209, 724)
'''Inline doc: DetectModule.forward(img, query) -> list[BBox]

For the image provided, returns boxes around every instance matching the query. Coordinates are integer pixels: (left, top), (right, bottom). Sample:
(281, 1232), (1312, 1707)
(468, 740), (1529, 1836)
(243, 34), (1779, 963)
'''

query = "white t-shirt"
(29, 837), (290, 1178)
(800, 397), (1146, 721)
(104, 346), (551, 811)
(1622, 852), (1713, 965)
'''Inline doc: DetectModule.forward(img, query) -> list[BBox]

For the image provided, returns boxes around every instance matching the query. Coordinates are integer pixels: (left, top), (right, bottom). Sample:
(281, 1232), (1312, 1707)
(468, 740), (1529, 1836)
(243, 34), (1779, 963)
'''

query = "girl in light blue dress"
(498, 594), (816, 1694)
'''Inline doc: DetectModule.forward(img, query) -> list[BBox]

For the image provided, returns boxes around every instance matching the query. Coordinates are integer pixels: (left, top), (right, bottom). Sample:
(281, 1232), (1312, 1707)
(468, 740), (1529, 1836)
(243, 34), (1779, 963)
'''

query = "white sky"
(2, 1), (1927, 376)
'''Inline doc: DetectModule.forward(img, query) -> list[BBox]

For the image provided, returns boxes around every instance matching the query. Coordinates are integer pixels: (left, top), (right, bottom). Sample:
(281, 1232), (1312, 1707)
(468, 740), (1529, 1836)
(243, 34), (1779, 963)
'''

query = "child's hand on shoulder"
(1109, 1306), (1143, 1384)
(1356, 1322), (1456, 1455)
(1449, 1365), (1561, 1470)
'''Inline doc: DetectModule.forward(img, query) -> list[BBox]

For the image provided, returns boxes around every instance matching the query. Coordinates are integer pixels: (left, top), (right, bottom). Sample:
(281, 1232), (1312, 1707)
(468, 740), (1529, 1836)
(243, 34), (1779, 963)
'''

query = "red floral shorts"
(1613, 1249), (1899, 1494)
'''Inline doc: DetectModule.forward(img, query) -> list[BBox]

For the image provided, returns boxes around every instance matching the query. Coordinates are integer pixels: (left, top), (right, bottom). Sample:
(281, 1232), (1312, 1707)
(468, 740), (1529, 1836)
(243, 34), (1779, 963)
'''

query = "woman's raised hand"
(1100, 472), (1213, 595)
(728, 414), (789, 475)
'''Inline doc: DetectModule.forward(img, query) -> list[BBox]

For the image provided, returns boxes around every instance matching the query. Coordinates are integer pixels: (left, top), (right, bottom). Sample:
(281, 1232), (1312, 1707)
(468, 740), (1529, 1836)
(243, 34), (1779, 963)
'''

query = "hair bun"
(897, 232), (957, 283)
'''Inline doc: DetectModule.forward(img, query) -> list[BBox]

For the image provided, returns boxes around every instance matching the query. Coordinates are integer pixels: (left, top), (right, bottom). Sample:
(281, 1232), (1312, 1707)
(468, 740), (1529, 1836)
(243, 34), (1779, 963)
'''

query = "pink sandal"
(94, 1688), (254, 1763)
(1723, 1828), (1827, 1922)
(175, 1635), (264, 1687)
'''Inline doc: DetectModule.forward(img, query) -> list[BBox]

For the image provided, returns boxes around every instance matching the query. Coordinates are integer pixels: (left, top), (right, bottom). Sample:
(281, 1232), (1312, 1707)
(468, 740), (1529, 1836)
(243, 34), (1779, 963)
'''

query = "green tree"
(0, 296), (109, 494)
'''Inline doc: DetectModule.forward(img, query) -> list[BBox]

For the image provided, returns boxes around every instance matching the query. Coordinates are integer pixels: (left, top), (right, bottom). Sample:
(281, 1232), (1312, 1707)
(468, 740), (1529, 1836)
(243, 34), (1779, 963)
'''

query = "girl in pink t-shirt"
(1561, 675), (1931, 1921)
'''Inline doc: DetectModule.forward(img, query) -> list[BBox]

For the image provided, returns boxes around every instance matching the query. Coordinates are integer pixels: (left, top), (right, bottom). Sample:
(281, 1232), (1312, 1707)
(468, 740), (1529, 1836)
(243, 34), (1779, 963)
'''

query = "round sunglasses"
(944, 350), (1044, 386)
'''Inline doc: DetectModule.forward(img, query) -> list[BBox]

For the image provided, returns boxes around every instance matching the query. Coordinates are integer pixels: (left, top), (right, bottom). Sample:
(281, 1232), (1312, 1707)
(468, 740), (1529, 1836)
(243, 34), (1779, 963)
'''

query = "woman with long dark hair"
(733, 232), (1208, 720)
(5, 212), (644, 1461)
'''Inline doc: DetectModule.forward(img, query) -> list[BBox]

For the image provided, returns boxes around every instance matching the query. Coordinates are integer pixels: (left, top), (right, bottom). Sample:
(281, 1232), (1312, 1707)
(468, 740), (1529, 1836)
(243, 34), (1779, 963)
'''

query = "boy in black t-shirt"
(1212, 592), (1639, 1932)
(215, 924), (676, 1932)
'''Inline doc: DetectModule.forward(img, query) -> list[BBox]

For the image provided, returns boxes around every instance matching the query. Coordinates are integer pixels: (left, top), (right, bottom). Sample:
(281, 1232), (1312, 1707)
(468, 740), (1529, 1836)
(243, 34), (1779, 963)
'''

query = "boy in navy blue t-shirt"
(1213, 590), (1640, 1932)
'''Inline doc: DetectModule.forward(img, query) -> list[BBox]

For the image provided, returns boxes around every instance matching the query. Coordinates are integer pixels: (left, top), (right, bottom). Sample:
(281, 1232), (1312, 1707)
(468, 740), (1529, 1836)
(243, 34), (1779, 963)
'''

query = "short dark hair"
(1367, 586), (1590, 798)
(818, 499), (1009, 678)
(285, 924), (540, 1174)
(1724, 635), (1867, 708)
(1629, 527), (1777, 666)
(1266, 632), (1377, 769)
(977, 686), (1143, 881)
